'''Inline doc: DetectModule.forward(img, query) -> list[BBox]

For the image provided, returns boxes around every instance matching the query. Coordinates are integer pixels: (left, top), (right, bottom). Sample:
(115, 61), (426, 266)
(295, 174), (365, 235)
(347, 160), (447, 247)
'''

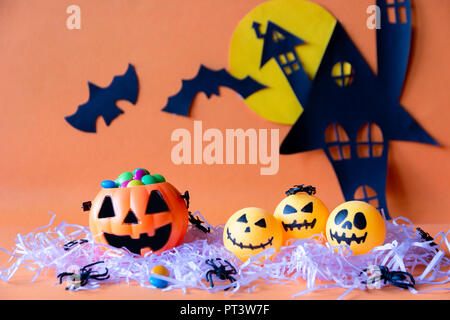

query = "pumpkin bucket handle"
(82, 201), (92, 212)
(181, 190), (190, 209)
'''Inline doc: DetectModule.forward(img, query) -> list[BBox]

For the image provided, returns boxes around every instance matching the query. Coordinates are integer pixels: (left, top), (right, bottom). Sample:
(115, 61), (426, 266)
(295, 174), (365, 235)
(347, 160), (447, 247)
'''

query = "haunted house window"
(272, 30), (285, 42)
(278, 51), (300, 76)
(325, 123), (351, 161)
(386, 0), (408, 24)
(354, 185), (380, 210)
(331, 61), (355, 87)
(356, 123), (384, 158)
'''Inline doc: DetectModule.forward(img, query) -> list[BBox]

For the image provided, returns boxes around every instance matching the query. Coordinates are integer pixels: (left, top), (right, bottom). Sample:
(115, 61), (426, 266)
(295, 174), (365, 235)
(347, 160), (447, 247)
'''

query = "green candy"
(133, 168), (149, 176)
(116, 171), (133, 184)
(152, 174), (166, 183)
(142, 175), (158, 185)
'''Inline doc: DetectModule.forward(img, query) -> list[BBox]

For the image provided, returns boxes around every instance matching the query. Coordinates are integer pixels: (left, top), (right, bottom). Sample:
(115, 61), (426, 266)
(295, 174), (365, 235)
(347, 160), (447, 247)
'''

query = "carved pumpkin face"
(89, 182), (188, 256)
(274, 193), (330, 240)
(223, 207), (284, 262)
(326, 201), (386, 255)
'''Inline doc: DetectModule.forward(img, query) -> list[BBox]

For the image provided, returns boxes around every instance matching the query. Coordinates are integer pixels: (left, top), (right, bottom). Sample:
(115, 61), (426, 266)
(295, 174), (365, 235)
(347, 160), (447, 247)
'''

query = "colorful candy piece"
(133, 168), (149, 176)
(127, 179), (144, 187)
(117, 171), (133, 185)
(149, 265), (170, 288)
(141, 175), (157, 185)
(133, 169), (148, 181)
(101, 180), (117, 188)
(152, 174), (166, 183)
(120, 179), (131, 188)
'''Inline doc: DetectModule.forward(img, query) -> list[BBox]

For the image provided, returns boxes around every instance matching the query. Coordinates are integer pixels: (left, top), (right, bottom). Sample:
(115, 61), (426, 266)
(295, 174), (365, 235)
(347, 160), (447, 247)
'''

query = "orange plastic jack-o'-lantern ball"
(223, 207), (284, 262)
(326, 201), (386, 255)
(89, 182), (189, 256)
(274, 185), (330, 241)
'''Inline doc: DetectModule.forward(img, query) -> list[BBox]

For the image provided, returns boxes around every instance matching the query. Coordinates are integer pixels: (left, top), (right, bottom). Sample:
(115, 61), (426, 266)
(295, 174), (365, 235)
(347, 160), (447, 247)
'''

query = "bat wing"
(162, 65), (266, 116)
(65, 64), (139, 133)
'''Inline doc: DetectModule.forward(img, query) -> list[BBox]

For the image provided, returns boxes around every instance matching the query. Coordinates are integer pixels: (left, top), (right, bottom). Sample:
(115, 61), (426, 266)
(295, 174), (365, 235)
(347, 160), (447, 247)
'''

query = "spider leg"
(63, 240), (77, 251)
(223, 275), (236, 291)
(205, 259), (214, 268)
(405, 272), (416, 286)
(391, 271), (415, 288)
(80, 278), (88, 287)
(206, 259), (219, 269)
(224, 260), (237, 274)
(82, 261), (105, 272)
(91, 267), (109, 279)
(92, 273), (110, 281)
(205, 271), (215, 288)
(57, 272), (74, 284)
(216, 258), (225, 267)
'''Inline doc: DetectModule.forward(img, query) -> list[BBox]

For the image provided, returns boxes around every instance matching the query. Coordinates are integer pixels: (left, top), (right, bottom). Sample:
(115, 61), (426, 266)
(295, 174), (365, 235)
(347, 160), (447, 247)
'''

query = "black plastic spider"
(361, 265), (415, 289)
(205, 258), (237, 290)
(189, 212), (211, 233)
(57, 261), (110, 290)
(182, 190), (211, 233)
(416, 227), (438, 248)
(63, 239), (88, 251)
(285, 184), (316, 196)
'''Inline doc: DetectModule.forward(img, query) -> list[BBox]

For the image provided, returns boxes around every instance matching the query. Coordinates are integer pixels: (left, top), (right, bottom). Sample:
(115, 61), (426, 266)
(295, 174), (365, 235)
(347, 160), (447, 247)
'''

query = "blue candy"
(101, 180), (118, 188)
(149, 277), (169, 289)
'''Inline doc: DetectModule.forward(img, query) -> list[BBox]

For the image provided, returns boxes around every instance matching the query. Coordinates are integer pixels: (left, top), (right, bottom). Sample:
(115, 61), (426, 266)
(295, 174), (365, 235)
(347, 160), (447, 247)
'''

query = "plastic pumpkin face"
(89, 182), (188, 256)
(326, 201), (386, 255)
(274, 193), (330, 240)
(223, 207), (284, 262)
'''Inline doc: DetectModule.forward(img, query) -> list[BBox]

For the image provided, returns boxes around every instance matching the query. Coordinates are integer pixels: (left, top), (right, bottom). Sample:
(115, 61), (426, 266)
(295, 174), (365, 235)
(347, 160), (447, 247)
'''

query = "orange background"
(0, 0), (449, 299)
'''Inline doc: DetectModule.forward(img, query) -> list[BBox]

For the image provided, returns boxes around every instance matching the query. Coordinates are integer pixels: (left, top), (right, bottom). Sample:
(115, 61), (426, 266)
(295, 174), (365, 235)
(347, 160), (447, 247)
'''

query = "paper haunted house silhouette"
(254, 0), (439, 220)
(252, 21), (312, 107)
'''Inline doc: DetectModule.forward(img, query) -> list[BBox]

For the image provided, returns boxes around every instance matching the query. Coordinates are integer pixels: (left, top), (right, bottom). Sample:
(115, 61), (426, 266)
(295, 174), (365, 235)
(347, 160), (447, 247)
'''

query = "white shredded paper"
(0, 211), (448, 299)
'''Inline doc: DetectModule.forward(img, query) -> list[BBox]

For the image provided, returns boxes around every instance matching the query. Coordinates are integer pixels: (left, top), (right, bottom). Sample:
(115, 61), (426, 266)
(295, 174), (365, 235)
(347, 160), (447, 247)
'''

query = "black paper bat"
(162, 65), (266, 116)
(65, 64), (139, 133)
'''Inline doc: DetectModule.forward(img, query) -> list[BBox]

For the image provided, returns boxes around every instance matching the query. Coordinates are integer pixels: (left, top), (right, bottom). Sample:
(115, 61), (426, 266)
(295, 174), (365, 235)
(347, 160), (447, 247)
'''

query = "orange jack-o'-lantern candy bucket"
(88, 169), (189, 256)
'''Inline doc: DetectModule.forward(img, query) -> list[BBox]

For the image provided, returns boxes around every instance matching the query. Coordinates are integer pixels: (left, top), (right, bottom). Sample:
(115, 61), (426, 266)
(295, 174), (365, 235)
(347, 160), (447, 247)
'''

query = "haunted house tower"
(255, 0), (438, 220)
(252, 21), (312, 107)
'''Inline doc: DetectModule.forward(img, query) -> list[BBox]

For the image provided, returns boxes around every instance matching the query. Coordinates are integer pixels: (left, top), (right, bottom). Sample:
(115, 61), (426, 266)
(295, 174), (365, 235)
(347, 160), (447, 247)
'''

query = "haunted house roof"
(280, 20), (438, 155)
(259, 21), (305, 68)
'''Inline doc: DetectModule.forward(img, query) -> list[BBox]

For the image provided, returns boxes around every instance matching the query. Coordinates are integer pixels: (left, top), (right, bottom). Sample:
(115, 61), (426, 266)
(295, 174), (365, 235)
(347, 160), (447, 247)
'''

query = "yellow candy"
(151, 265), (169, 277)
(127, 179), (144, 187)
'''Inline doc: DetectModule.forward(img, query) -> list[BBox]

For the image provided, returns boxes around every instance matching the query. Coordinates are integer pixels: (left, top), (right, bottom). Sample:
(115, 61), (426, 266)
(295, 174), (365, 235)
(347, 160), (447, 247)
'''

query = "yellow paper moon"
(229, 0), (336, 125)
